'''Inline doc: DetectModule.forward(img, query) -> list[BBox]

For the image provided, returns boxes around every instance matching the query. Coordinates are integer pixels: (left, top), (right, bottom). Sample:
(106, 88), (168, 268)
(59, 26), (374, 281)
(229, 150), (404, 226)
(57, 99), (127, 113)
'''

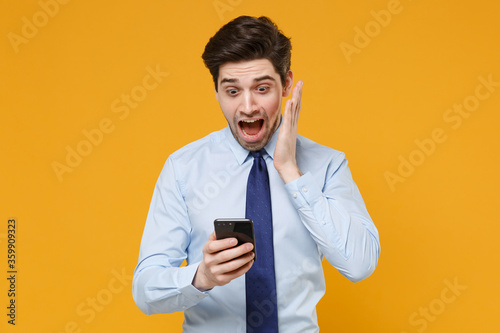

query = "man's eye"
(257, 86), (269, 93)
(227, 89), (238, 95)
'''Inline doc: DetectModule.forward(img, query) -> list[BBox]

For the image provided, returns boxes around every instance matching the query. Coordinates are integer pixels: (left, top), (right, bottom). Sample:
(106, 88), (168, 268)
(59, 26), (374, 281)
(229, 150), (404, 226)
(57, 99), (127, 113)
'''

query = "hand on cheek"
(274, 80), (303, 184)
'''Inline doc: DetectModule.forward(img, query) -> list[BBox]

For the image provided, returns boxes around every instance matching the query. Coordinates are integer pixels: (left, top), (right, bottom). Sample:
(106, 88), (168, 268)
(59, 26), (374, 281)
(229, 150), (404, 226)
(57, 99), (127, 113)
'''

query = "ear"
(282, 70), (294, 97)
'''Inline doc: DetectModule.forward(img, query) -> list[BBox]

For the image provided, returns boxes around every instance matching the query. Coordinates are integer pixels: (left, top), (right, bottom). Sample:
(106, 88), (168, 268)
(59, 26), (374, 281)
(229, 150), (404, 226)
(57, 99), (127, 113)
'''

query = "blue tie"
(245, 150), (279, 332)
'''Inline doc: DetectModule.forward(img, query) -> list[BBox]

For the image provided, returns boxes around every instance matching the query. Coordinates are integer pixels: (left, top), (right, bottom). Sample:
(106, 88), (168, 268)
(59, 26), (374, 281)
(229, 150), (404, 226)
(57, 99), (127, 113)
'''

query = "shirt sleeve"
(132, 157), (209, 315)
(284, 153), (380, 282)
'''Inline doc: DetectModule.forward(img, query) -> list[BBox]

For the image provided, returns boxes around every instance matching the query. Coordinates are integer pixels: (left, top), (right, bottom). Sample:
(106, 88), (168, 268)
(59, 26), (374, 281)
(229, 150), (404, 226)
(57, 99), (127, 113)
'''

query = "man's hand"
(192, 232), (255, 291)
(274, 80), (303, 184)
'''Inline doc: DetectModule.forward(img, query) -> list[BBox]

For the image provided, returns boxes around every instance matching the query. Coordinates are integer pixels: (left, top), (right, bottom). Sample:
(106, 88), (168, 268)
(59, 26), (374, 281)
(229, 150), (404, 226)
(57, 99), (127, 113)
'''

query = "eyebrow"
(219, 75), (276, 85)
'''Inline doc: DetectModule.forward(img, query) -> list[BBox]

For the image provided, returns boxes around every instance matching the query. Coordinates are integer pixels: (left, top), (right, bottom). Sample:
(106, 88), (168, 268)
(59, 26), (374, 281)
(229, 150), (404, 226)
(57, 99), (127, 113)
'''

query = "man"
(133, 16), (380, 332)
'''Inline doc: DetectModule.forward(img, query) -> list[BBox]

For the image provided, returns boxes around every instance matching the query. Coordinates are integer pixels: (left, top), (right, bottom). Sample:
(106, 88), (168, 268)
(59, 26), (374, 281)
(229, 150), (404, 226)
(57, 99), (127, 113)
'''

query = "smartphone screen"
(214, 218), (256, 261)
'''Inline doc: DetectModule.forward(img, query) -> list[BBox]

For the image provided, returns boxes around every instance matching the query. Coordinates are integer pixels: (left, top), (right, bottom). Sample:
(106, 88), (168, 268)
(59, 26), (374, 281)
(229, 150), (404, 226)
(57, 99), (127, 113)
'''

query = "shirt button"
(302, 187), (308, 193)
(322, 220), (327, 225)
(292, 192), (298, 198)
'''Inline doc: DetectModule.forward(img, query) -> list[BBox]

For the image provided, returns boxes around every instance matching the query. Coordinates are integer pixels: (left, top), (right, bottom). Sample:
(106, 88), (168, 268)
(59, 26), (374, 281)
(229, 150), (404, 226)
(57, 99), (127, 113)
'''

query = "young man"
(133, 16), (380, 332)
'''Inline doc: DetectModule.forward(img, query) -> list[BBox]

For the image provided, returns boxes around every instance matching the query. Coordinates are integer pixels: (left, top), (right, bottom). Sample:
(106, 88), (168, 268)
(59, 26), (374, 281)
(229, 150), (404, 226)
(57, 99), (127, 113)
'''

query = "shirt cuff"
(177, 262), (210, 308)
(284, 172), (323, 209)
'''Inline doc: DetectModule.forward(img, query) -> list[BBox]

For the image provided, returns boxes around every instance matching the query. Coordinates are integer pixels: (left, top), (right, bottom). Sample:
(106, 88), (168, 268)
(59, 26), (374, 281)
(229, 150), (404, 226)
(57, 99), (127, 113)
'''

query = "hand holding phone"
(192, 224), (255, 291)
(214, 218), (257, 262)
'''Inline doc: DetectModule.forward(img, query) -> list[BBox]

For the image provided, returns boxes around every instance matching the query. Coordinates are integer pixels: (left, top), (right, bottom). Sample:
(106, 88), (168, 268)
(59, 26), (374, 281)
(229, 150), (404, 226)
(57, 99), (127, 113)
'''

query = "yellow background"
(1, 0), (499, 332)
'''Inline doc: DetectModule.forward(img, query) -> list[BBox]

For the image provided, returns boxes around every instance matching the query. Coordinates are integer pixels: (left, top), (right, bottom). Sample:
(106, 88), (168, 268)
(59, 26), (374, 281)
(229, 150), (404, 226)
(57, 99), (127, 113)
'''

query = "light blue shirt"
(133, 125), (380, 332)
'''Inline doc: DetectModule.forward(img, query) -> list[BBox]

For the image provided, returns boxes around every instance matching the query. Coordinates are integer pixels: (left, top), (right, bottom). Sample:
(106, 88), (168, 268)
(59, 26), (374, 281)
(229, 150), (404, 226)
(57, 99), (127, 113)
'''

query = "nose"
(241, 91), (258, 115)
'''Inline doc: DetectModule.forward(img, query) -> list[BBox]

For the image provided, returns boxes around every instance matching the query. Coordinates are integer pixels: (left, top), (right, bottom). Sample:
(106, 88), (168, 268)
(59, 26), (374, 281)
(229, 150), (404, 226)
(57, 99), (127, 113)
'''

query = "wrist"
(192, 263), (213, 291)
(276, 163), (302, 184)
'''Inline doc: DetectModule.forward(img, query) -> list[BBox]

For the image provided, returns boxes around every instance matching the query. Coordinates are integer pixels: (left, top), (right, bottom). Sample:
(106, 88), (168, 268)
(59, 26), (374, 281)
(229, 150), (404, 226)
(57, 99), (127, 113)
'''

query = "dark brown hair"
(202, 16), (292, 91)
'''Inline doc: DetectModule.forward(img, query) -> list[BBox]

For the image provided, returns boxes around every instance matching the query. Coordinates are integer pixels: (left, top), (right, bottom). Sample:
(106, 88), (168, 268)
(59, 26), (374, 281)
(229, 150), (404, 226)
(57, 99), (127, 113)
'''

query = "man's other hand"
(274, 80), (303, 184)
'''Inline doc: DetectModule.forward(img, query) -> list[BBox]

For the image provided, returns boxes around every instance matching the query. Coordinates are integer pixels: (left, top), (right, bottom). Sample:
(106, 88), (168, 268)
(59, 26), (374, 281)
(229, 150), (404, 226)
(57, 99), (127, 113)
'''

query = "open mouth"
(239, 119), (264, 139)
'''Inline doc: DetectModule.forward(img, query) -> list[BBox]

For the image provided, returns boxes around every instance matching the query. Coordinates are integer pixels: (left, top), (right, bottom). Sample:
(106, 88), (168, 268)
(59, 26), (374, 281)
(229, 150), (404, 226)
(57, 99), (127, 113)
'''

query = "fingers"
(194, 234), (255, 290)
(203, 235), (254, 265)
(219, 255), (254, 282)
(284, 80), (303, 126)
(293, 80), (303, 101)
(217, 249), (255, 274)
(290, 80), (303, 105)
(205, 237), (236, 254)
(292, 80), (303, 116)
(202, 243), (255, 287)
(209, 242), (254, 265)
(285, 99), (293, 116)
(205, 252), (255, 287)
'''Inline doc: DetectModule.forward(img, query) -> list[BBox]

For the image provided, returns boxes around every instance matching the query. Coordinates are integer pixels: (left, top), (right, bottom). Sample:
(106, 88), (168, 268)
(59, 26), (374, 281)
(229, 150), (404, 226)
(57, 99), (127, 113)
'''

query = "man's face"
(215, 59), (293, 151)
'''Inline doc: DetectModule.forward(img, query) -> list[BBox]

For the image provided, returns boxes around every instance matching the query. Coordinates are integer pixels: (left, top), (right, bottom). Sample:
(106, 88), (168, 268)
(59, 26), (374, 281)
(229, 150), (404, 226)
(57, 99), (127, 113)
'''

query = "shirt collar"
(224, 116), (283, 165)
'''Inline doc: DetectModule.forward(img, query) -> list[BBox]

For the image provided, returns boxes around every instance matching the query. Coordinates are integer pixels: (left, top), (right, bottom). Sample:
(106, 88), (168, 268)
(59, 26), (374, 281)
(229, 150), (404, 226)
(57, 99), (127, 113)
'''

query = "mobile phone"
(214, 218), (256, 262)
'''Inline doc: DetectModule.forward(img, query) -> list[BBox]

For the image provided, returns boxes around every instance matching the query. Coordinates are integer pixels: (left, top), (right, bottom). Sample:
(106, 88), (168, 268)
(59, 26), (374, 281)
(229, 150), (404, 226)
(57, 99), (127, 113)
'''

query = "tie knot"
(250, 150), (265, 159)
